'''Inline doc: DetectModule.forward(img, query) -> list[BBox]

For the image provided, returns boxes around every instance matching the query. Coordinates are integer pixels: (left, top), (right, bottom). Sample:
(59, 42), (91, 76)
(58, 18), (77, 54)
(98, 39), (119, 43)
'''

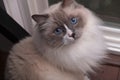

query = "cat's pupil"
(54, 28), (63, 35)
(71, 17), (77, 24)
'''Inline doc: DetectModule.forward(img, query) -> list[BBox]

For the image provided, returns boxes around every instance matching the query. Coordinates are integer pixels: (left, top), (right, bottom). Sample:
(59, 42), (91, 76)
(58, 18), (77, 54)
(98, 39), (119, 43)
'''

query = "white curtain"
(3, 0), (48, 34)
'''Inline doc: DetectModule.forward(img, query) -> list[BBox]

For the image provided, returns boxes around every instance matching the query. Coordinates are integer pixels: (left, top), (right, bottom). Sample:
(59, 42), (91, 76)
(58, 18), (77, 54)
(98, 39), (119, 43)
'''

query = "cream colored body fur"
(5, 1), (106, 80)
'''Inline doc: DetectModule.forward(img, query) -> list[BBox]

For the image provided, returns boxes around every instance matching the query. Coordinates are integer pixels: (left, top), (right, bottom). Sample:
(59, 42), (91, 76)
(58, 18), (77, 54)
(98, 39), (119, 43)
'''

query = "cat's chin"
(63, 38), (75, 45)
(63, 35), (80, 46)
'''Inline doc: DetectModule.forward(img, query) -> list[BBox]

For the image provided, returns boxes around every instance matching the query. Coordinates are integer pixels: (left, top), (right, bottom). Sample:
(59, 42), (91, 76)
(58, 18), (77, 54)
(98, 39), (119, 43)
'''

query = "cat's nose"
(69, 33), (75, 38)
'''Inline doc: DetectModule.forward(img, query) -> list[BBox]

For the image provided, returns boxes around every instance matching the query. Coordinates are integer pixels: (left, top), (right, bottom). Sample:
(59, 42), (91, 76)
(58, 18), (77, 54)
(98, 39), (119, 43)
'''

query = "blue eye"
(54, 28), (63, 35)
(71, 17), (77, 24)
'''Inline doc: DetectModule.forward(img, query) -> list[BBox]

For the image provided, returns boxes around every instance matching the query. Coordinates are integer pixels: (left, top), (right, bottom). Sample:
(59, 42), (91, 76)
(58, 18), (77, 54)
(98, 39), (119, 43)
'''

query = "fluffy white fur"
(34, 2), (107, 73)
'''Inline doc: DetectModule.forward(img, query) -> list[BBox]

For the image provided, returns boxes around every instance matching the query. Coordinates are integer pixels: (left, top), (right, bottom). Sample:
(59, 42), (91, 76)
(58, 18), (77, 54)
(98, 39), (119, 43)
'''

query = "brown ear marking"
(61, 0), (75, 7)
(32, 14), (49, 23)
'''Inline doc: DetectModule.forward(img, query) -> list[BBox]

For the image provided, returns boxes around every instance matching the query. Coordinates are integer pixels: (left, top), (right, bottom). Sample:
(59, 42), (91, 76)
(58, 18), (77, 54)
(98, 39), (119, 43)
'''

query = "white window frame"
(101, 24), (120, 55)
(3, 0), (120, 55)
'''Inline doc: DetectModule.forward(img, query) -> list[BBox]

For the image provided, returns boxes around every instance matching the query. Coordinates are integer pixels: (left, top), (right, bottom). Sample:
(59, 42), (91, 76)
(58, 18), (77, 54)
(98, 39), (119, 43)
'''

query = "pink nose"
(69, 33), (75, 38)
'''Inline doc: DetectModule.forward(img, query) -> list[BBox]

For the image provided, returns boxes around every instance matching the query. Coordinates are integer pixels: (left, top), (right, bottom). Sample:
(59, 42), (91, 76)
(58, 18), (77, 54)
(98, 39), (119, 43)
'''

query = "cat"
(5, 0), (107, 80)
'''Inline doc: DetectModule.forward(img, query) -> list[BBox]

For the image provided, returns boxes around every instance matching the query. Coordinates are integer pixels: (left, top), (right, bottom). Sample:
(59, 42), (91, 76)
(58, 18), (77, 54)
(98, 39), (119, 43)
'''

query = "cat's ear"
(61, 0), (75, 7)
(32, 14), (49, 23)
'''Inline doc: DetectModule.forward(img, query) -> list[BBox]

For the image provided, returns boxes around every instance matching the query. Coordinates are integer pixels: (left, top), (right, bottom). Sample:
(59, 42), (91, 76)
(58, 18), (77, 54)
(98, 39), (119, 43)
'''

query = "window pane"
(77, 0), (120, 24)
(48, 0), (60, 5)
(48, 0), (120, 24)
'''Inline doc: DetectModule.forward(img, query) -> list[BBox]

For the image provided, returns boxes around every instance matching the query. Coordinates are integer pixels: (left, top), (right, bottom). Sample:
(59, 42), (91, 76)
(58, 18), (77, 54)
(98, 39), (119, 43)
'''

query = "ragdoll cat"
(5, 0), (107, 80)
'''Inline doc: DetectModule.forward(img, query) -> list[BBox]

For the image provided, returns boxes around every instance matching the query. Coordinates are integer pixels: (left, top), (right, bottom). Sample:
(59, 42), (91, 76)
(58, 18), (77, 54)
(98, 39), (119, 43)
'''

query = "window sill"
(101, 25), (120, 55)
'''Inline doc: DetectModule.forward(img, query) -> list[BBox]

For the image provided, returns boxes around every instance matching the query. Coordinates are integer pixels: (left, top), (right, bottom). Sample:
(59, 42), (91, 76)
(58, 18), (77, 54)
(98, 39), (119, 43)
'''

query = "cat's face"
(32, 0), (85, 47)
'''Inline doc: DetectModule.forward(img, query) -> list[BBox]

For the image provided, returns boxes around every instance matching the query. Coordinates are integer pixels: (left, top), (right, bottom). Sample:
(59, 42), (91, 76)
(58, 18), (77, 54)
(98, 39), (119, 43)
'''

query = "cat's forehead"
(51, 5), (85, 18)
(46, 1), (83, 13)
(48, 8), (84, 26)
(50, 10), (68, 24)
